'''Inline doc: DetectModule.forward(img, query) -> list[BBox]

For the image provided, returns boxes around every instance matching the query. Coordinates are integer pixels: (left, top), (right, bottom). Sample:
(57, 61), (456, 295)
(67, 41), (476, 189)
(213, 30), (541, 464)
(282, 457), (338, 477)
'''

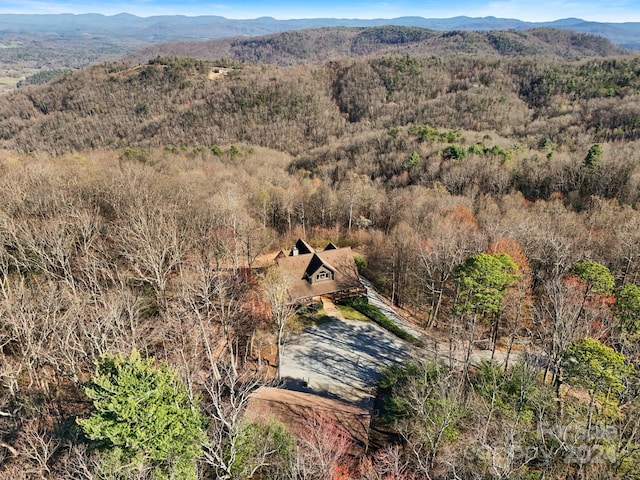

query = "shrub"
(442, 144), (467, 160)
(339, 296), (421, 345)
(354, 254), (368, 272)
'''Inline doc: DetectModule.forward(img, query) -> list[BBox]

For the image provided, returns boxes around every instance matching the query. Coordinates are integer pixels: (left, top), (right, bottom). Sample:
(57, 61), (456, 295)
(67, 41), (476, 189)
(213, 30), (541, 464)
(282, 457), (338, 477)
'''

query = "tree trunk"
(490, 314), (499, 361)
(504, 287), (525, 371)
(463, 315), (477, 386)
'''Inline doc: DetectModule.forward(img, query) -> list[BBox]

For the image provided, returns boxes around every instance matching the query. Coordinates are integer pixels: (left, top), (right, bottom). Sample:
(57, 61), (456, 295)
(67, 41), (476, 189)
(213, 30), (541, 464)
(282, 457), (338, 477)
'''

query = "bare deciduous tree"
(116, 204), (191, 308)
(201, 362), (270, 479)
(293, 412), (352, 480)
(15, 419), (61, 478)
(259, 267), (295, 379)
(358, 445), (419, 480)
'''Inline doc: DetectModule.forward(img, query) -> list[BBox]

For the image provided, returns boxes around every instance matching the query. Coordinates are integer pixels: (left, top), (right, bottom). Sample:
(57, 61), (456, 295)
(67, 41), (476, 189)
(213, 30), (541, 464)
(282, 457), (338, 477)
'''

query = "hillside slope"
(3, 47), (640, 156)
(127, 27), (626, 65)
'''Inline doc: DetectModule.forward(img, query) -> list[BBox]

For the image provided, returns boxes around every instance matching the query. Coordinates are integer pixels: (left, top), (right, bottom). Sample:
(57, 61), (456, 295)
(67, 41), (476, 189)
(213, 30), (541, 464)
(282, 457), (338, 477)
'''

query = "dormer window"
(316, 271), (330, 281)
(301, 252), (336, 284)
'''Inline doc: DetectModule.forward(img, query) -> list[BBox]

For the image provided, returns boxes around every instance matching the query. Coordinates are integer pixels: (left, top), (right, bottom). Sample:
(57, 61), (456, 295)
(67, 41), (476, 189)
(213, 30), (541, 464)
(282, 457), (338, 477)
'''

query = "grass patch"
(337, 304), (371, 322)
(339, 296), (423, 346)
(0, 77), (18, 86)
(287, 307), (333, 333)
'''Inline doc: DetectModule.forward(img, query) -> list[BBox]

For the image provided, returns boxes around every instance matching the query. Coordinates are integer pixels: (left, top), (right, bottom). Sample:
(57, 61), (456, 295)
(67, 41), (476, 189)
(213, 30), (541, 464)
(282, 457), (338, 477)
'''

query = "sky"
(1, 0), (640, 23)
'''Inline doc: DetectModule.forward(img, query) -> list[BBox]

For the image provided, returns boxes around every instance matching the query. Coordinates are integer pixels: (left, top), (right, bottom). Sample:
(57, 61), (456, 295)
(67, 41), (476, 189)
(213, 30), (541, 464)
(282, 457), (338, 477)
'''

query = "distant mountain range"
(2, 13), (640, 50)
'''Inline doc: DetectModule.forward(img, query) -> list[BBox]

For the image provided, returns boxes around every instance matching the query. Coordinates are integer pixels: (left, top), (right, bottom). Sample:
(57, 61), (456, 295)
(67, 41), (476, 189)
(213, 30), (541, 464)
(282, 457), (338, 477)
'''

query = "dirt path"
(321, 297), (346, 321)
(361, 276), (533, 370)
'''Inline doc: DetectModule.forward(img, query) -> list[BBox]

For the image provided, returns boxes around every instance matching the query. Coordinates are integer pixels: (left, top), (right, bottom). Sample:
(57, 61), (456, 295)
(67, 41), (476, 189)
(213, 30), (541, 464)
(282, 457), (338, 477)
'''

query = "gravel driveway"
(279, 279), (530, 408)
(279, 300), (413, 407)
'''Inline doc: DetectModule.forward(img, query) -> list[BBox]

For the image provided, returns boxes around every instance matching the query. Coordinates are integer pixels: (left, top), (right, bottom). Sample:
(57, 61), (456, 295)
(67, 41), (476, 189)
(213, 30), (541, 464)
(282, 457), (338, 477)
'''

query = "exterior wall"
(310, 266), (333, 284)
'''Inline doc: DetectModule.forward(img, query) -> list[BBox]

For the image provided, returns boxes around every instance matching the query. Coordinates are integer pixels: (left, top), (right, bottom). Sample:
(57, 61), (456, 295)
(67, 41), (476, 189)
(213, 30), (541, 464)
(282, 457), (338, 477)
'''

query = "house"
(275, 239), (366, 305)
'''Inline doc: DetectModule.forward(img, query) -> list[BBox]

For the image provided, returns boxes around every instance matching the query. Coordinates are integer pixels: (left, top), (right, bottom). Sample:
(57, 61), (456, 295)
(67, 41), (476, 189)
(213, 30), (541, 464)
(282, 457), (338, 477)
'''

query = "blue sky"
(2, 0), (640, 22)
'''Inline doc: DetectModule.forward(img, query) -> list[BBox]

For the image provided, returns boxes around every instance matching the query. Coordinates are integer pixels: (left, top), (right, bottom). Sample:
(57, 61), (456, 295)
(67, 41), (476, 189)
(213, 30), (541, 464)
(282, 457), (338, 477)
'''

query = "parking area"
(279, 298), (413, 407)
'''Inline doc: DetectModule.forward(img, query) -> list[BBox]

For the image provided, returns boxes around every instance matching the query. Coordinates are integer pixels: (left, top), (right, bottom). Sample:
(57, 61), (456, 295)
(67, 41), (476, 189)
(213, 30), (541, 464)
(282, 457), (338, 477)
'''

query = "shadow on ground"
(280, 316), (412, 406)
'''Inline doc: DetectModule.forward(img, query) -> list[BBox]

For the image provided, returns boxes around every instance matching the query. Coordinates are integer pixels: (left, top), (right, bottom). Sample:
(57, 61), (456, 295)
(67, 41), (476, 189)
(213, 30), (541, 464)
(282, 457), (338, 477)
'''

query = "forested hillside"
(3, 48), (640, 157)
(2, 27), (640, 479)
(127, 26), (626, 65)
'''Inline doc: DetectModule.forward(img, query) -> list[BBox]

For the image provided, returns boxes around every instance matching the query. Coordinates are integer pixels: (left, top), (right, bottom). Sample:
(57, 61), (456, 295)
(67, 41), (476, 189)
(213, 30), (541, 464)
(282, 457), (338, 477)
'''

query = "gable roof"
(276, 241), (363, 303)
(304, 253), (336, 279)
(292, 238), (315, 255)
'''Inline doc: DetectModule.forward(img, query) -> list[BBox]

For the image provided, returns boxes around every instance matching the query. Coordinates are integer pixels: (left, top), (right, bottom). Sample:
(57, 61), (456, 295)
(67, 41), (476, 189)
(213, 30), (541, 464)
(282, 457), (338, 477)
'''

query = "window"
(316, 271), (329, 281)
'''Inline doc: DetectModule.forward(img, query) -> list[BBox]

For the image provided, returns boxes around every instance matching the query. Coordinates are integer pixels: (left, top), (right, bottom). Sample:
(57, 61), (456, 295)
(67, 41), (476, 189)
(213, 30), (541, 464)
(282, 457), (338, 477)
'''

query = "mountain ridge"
(123, 27), (626, 66)
(2, 13), (640, 49)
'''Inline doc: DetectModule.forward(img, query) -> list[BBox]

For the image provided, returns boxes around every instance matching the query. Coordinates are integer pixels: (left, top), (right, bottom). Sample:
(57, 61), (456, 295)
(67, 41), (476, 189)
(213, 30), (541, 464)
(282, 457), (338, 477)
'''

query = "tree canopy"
(572, 260), (615, 296)
(78, 350), (206, 479)
(583, 143), (604, 172)
(616, 283), (640, 337)
(562, 337), (634, 396)
(454, 252), (519, 317)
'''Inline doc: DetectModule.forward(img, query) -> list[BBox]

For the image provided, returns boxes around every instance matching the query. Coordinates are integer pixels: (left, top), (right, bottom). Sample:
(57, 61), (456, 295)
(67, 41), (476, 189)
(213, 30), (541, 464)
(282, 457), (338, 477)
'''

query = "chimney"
(291, 246), (299, 256)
